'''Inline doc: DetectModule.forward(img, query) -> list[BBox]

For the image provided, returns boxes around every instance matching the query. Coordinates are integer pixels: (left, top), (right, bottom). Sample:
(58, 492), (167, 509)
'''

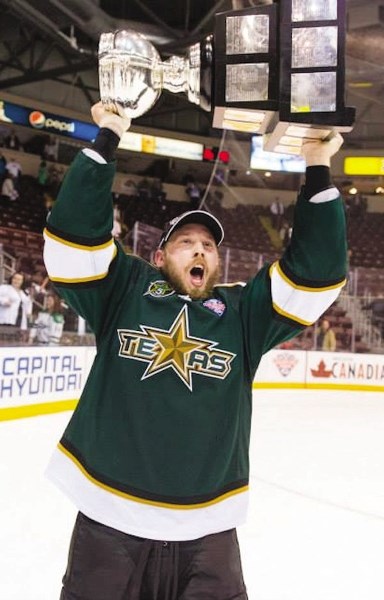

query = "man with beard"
(154, 215), (222, 300)
(44, 103), (347, 600)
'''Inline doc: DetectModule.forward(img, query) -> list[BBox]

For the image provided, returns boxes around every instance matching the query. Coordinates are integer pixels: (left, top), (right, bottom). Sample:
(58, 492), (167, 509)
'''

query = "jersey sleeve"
(240, 183), (347, 372)
(43, 150), (139, 337)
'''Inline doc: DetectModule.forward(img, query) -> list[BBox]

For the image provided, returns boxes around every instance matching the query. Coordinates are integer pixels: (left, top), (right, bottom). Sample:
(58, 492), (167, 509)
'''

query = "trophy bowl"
(98, 30), (162, 119)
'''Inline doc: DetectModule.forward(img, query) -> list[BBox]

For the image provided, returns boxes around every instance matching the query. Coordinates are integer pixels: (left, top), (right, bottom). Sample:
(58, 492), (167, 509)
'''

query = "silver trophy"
(98, 30), (212, 120)
(98, 0), (354, 153)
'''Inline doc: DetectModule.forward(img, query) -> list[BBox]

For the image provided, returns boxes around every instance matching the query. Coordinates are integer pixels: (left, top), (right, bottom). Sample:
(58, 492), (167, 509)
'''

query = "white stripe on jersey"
(270, 261), (345, 326)
(43, 229), (116, 284)
(46, 445), (250, 542)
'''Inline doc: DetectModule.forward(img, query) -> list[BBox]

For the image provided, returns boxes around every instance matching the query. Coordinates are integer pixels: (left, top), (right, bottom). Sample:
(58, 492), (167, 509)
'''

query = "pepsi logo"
(29, 111), (46, 128)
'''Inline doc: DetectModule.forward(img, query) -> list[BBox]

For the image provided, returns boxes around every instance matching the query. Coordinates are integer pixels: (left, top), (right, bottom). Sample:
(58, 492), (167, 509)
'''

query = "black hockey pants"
(60, 512), (248, 600)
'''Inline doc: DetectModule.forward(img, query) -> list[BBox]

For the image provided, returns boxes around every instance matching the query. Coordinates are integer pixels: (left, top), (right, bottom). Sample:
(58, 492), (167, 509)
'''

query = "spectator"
(137, 176), (151, 200)
(4, 128), (21, 151)
(186, 181), (202, 209)
(122, 178), (137, 199)
(316, 318), (337, 351)
(150, 177), (166, 204)
(37, 159), (49, 188)
(44, 136), (59, 162)
(29, 292), (64, 346)
(28, 272), (50, 304)
(112, 206), (123, 239)
(279, 220), (292, 249)
(270, 197), (285, 231)
(0, 272), (32, 331)
(6, 156), (22, 189)
(0, 150), (6, 179)
(47, 163), (64, 198)
(214, 168), (226, 185)
(350, 192), (367, 220)
(1, 172), (19, 201)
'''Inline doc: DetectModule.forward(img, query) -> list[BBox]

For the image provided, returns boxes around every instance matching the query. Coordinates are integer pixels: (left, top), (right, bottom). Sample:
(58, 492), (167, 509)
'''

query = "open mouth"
(189, 265), (205, 287)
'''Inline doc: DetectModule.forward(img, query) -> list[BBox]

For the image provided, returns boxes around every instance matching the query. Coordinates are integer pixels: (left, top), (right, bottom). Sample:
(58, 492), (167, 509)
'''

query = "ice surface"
(1, 389), (384, 599)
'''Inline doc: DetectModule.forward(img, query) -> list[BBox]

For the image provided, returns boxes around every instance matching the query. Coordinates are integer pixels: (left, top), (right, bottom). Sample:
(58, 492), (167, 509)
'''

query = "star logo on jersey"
(117, 305), (235, 390)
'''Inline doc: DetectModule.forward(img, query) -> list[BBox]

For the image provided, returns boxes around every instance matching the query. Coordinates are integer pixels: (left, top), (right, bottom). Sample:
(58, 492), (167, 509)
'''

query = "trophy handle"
(162, 36), (213, 112)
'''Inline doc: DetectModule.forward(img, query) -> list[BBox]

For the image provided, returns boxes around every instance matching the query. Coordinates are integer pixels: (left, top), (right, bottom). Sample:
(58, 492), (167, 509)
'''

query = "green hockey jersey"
(44, 150), (347, 541)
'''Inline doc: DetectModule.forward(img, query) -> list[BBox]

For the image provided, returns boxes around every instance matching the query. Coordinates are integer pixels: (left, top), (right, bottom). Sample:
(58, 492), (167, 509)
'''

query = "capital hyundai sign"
(0, 98), (98, 141)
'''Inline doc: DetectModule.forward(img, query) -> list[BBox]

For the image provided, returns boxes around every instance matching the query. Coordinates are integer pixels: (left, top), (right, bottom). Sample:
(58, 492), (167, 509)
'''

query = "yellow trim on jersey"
(49, 271), (109, 284)
(215, 281), (246, 288)
(271, 261), (346, 292)
(44, 227), (114, 251)
(58, 442), (249, 510)
(272, 301), (312, 326)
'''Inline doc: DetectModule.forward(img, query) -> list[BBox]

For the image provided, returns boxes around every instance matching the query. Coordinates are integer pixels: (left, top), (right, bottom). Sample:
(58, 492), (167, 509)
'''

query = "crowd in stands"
(0, 150), (22, 201)
(0, 269), (65, 345)
(0, 126), (383, 352)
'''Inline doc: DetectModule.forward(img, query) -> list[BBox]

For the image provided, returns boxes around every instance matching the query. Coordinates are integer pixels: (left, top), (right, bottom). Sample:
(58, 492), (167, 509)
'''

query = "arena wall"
(1, 347), (383, 421)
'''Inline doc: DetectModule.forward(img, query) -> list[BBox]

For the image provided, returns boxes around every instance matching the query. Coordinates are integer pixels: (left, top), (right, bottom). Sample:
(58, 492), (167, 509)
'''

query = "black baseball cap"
(158, 210), (224, 248)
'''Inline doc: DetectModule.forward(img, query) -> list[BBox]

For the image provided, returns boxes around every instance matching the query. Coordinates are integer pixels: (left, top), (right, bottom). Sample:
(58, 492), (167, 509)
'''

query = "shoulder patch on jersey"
(145, 280), (175, 298)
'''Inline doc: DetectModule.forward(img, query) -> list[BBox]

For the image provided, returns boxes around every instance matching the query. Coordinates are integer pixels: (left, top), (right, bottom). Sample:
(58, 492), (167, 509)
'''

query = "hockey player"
(43, 103), (347, 599)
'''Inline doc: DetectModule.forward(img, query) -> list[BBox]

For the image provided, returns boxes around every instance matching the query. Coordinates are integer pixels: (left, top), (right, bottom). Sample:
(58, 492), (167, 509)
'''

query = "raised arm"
(271, 134), (347, 328)
(241, 134), (347, 363)
(43, 104), (131, 335)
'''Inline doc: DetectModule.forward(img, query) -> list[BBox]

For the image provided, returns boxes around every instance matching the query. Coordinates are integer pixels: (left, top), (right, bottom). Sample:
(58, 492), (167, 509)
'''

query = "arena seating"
(0, 173), (383, 283)
(347, 212), (384, 269)
(0, 168), (383, 353)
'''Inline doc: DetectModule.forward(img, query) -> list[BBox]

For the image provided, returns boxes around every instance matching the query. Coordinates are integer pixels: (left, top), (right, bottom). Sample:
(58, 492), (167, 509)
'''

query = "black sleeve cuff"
(303, 166), (332, 200)
(92, 128), (120, 163)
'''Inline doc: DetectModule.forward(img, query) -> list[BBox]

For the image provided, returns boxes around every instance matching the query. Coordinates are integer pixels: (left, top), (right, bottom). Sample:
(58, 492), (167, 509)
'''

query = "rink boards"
(0, 346), (383, 420)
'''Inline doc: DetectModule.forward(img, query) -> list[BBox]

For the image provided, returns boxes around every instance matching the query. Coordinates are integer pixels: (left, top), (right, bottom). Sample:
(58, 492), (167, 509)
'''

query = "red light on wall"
(203, 147), (215, 161)
(218, 150), (230, 164)
(203, 147), (230, 164)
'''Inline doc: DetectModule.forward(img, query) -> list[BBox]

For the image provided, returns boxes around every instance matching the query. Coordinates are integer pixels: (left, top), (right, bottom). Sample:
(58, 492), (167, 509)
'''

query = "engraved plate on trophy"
(292, 0), (337, 22)
(226, 63), (269, 102)
(226, 15), (269, 54)
(292, 26), (338, 69)
(291, 72), (337, 113)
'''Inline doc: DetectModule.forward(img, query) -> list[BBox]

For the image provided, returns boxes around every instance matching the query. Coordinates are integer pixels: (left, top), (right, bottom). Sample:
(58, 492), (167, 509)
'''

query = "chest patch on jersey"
(117, 305), (236, 391)
(145, 280), (175, 298)
(202, 298), (226, 316)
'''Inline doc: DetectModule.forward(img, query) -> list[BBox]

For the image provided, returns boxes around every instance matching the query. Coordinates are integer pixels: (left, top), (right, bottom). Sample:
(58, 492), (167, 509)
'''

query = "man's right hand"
(301, 132), (344, 168)
(91, 102), (131, 139)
